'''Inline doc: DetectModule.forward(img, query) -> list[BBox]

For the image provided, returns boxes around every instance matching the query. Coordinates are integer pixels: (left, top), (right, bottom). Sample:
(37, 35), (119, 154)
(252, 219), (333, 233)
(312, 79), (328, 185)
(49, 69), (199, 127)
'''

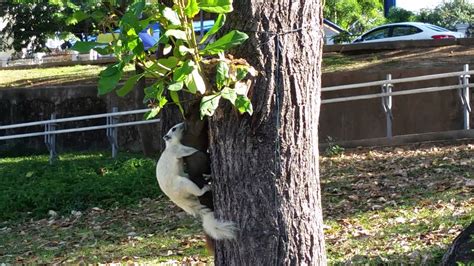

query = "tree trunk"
(209, 0), (326, 265)
(134, 64), (159, 156)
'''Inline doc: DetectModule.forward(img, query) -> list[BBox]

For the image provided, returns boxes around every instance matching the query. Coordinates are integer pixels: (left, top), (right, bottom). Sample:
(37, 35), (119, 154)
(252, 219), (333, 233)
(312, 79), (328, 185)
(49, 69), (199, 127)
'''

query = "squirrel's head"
(163, 122), (185, 144)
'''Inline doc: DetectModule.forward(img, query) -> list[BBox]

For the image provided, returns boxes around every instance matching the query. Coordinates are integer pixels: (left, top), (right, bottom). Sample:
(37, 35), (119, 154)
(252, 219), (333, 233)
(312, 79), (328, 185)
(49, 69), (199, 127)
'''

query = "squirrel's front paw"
(201, 185), (211, 194)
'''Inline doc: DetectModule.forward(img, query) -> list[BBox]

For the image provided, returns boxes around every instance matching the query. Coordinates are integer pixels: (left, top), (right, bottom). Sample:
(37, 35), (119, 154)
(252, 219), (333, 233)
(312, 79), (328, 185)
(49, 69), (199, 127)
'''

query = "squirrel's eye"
(172, 128), (176, 132)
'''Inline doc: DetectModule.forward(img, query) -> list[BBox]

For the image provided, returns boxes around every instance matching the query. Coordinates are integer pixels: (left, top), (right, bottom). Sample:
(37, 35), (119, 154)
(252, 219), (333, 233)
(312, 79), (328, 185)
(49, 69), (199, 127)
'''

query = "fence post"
(44, 113), (57, 164)
(106, 107), (119, 158)
(381, 74), (393, 138)
(459, 64), (471, 130)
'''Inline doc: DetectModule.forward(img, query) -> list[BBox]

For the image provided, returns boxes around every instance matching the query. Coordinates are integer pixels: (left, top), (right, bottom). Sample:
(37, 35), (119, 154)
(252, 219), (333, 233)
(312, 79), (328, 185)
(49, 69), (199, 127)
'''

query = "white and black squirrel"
(156, 122), (236, 241)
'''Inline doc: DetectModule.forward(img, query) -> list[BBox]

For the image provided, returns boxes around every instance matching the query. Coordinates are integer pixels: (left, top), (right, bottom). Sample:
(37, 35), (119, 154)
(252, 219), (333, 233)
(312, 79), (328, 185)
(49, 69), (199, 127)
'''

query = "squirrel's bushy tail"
(200, 209), (236, 240)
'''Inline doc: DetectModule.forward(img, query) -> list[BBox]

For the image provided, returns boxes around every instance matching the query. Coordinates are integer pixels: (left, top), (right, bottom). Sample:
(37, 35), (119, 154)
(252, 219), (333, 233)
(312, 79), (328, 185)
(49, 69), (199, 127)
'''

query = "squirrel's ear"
(176, 144), (199, 158)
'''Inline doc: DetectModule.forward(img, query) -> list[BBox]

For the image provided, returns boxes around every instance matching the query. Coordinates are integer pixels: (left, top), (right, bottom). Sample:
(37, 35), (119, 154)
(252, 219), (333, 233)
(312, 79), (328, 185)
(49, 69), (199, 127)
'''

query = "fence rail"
(0, 108), (159, 163)
(1, 65), (472, 161)
(322, 70), (474, 92)
(321, 64), (472, 139)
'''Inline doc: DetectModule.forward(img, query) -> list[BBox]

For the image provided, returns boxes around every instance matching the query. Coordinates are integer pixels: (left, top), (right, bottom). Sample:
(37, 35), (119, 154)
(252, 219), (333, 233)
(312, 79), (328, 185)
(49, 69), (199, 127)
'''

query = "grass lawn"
(0, 142), (473, 264)
(0, 64), (134, 88)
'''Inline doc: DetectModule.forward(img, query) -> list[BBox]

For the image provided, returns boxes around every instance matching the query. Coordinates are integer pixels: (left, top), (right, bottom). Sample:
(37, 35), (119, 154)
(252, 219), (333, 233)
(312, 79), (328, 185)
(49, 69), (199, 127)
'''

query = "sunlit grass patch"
(0, 143), (473, 264)
(321, 142), (474, 264)
(0, 64), (134, 88)
(0, 151), (159, 221)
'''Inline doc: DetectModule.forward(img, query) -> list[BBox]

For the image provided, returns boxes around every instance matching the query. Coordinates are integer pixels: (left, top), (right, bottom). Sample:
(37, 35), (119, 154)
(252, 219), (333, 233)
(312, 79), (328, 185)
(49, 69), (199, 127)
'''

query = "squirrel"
(156, 122), (236, 242)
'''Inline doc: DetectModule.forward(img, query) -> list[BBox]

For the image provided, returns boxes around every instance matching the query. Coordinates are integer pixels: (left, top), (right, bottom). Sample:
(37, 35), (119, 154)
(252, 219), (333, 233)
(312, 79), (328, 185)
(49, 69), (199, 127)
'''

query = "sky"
(397, 0), (474, 12)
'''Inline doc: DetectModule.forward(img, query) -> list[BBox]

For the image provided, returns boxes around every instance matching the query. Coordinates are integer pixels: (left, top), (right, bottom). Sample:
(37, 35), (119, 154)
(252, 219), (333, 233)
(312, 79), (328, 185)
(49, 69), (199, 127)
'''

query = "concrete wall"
(1, 66), (471, 154)
(320, 67), (473, 142)
(0, 85), (159, 156)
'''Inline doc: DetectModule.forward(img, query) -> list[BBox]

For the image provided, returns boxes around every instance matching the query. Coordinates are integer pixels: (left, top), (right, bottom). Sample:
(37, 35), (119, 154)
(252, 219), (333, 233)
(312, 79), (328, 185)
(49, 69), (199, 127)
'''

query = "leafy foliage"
(418, 0), (474, 30)
(323, 0), (385, 35)
(0, 1), (131, 52)
(386, 7), (417, 23)
(0, 3), (62, 52)
(71, 0), (256, 119)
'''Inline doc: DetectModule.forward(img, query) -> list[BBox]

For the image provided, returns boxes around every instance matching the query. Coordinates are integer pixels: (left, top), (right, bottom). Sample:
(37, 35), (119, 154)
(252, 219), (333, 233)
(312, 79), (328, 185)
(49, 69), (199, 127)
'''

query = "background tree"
(0, 3), (62, 52)
(418, 0), (474, 30)
(323, 0), (385, 35)
(0, 1), (127, 53)
(386, 7), (417, 23)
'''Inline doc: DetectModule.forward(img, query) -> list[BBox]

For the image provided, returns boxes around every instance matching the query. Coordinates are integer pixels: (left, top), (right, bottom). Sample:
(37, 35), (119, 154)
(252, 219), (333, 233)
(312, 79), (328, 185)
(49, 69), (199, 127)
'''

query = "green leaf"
(66, 10), (89, 25)
(162, 7), (180, 25)
(221, 87), (237, 104)
(235, 95), (253, 115)
(127, 37), (139, 51)
(200, 94), (222, 118)
(178, 45), (195, 55)
(185, 68), (206, 94)
(116, 73), (144, 97)
(98, 63), (123, 95)
(121, 12), (141, 31)
(25, 171), (35, 178)
(94, 46), (113, 55)
(167, 81), (184, 91)
(129, 0), (145, 17)
(165, 29), (188, 40)
(185, 0), (200, 18)
(126, 28), (138, 37)
(132, 42), (145, 60)
(70, 41), (102, 53)
(144, 81), (165, 102)
(201, 30), (248, 55)
(173, 60), (194, 82)
(170, 91), (184, 114)
(199, 0), (233, 13)
(236, 65), (249, 81)
(216, 61), (229, 88)
(159, 96), (168, 107)
(200, 14), (225, 44)
(144, 107), (161, 120)
(157, 56), (178, 71)
(91, 10), (105, 22)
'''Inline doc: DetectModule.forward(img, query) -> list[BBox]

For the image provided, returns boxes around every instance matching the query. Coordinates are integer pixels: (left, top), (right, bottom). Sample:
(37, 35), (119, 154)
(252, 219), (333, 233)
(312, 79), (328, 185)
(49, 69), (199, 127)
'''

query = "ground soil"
(323, 44), (474, 73)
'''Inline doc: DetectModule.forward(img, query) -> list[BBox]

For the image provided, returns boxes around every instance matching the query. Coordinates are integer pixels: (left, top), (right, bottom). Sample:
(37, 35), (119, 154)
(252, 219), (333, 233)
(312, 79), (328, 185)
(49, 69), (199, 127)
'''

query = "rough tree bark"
(209, 1), (326, 265)
(134, 64), (159, 156)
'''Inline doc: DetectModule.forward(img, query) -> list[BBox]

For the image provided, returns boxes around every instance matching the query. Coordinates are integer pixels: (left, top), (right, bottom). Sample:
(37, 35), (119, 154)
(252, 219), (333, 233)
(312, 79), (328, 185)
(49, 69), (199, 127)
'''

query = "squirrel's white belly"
(155, 148), (201, 217)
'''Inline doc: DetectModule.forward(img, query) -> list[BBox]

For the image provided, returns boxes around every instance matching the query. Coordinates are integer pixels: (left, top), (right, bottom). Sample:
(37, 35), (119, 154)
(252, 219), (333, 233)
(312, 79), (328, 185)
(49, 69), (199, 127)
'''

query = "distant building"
(323, 19), (347, 45)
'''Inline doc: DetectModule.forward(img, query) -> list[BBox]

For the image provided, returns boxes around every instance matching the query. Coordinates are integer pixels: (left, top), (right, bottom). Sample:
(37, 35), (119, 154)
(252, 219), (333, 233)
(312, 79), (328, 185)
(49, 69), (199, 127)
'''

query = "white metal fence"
(1, 65), (472, 162)
(321, 64), (472, 138)
(0, 108), (160, 163)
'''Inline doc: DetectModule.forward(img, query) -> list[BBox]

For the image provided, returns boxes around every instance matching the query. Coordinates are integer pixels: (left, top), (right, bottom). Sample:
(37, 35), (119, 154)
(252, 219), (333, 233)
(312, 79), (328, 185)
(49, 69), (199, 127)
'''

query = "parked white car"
(353, 22), (465, 43)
